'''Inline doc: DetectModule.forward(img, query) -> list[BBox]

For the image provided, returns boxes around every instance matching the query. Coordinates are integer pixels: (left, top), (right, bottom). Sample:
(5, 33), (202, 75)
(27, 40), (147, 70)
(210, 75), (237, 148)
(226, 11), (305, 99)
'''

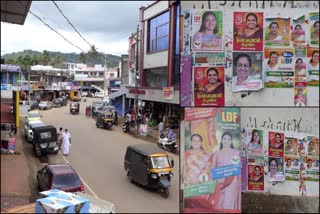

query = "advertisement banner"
(265, 17), (290, 46)
(183, 108), (241, 213)
(306, 46), (319, 87)
(309, 12), (319, 46)
(268, 131), (284, 158)
(284, 156), (300, 181)
(193, 66), (225, 106)
(291, 15), (306, 46)
(264, 47), (295, 88)
(180, 55), (192, 107)
(245, 129), (264, 156)
(233, 12), (263, 51)
(181, 9), (192, 55)
(268, 157), (285, 182)
(232, 52), (263, 92)
(163, 87), (174, 100)
(191, 10), (223, 51)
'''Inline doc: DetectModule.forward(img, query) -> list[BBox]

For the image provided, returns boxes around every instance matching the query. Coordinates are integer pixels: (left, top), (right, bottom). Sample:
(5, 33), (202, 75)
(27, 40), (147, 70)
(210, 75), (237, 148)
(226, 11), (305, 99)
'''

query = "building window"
(148, 11), (169, 53)
(143, 67), (167, 88)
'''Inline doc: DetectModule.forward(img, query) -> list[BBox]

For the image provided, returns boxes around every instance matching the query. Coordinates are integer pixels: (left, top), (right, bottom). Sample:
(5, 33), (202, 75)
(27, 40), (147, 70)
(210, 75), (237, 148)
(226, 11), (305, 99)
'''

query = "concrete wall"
(181, 1), (319, 106)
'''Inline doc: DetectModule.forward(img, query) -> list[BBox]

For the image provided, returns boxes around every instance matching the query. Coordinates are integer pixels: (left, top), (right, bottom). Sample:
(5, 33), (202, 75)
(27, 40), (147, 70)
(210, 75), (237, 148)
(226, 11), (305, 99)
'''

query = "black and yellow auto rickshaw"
(95, 110), (114, 129)
(124, 144), (174, 198)
(70, 102), (80, 115)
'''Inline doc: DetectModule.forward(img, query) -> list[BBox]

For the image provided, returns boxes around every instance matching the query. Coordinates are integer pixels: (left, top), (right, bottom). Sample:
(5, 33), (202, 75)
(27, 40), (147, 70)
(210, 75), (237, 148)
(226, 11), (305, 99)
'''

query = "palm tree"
(41, 50), (51, 65)
(79, 52), (86, 64)
(88, 45), (99, 58)
(31, 55), (39, 65)
(54, 53), (63, 68)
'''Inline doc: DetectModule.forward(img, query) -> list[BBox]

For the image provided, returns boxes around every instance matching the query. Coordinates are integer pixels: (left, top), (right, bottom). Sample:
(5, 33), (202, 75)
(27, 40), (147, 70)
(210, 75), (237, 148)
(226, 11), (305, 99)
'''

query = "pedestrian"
(57, 127), (63, 150)
(61, 129), (71, 156)
(85, 106), (89, 117)
(88, 105), (91, 117)
(158, 121), (164, 137)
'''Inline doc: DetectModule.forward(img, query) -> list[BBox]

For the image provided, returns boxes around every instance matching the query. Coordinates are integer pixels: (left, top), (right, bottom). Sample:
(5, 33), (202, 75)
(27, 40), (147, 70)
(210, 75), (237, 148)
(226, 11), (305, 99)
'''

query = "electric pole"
(134, 25), (139, 136)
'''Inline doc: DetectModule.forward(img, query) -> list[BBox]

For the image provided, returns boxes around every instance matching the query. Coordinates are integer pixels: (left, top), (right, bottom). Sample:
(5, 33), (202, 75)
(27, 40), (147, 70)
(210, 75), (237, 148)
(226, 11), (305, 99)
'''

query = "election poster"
(247, 155), (264, 191)
(193, 66), (225, 106)
(191, 10), (223, 51)
(181, 55), (192, 107)
(264, 48), (294, 88)
(306, 136), (319, 158)
(245, 129), (264, 156)
(305, 157), (319, 182)
(183, 108), (241, 213)
(233, 12), (263, 51)
(268, 156), (285, 182)
(294, 48), (307, 84)
(309, 12), (319, 46)
(291, 15), (306, 45)
(181, 9), (192, 55)
(284, 156), (300, 181)
(284, 137), (299, 156)
(265, 17), (290, 46)
(294, 87), (307, 107)
(306, 46), (319, 87)
(268, 131), (284, 158)
(232, 52), (263, 92)
(193, 52), (224, 66)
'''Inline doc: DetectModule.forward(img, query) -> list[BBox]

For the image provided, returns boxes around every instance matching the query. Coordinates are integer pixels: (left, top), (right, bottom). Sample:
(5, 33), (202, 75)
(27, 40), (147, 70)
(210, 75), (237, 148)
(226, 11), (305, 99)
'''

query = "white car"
(19, 100), (31, 111)
(94, 91), (105, 98)
(24, 120), (45, 142)
(39, 101), (53, 110)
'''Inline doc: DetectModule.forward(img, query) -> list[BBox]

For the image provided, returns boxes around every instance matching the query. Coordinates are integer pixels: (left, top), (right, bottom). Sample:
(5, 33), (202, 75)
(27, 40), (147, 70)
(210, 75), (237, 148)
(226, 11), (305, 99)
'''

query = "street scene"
(1, 0), (180, 213)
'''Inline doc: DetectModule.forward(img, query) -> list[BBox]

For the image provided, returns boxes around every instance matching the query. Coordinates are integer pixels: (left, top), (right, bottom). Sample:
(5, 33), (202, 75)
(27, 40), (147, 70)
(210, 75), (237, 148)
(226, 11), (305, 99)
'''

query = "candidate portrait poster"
(191, 10), (223, 51)
(193, 66), (225, 106)
(291, 15), (306, 45)
(306, 46), (319, 87)
(294, 87), (307, 107)
(247, 155), (264, 191)
(306, 136), (319, 158)
(284, 156), (300, 181)
(268, 156), (285, 182)
(265, 17), (290, 46)
(305, 157), (319, 182)
(294, 48), (307, 83)
(233, 12), (263, 51)
(245, 129), (264, 156)
(232, 52), (263, 92)
(268, 131), (285, 158)
(183, 108), (241, 213)
(264, 48), (294, 88)
(309, 12), (319, 46)
(181, 55), (192, 107)
(284, 137), (298, 156)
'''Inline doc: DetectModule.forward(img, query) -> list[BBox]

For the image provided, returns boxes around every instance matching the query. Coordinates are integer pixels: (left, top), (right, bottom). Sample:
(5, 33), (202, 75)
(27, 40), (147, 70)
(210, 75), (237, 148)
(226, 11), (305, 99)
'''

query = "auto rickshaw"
(124, 144), (174, 198)
(32, 125), (59, 157)
(70, 102), (80, 115)
(95, 110), (114, 130)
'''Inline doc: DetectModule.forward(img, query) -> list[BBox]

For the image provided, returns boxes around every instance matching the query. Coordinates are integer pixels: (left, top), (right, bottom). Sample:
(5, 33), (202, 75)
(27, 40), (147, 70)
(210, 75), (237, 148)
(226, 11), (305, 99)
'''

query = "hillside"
(1, 49), (121, 68)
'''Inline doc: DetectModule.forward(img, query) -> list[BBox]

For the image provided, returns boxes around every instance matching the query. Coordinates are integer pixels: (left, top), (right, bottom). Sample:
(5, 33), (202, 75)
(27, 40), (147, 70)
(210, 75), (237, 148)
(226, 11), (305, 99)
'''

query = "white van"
(94, 91), (105, 98)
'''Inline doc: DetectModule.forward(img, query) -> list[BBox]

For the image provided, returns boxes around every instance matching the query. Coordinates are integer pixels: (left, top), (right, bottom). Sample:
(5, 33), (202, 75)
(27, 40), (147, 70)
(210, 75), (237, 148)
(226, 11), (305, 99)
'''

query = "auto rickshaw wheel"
(35, 145), (42, 157)
(160, 188), (169, 198)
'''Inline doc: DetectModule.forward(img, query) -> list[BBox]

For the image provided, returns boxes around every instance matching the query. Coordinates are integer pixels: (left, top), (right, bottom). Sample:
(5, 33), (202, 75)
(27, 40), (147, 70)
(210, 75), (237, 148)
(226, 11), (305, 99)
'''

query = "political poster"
(181, 9), (192, 55)
(291, 15), (306, 46)
(193, 66), (225, 106)
(284, 156), (300, 181)
(247, 155), (264, 191)
(183, 108), (241, 213)
(268, 131), (285, 158)
(306, 46), (319, 87)
(233, 12), (263, 51)
(191, 10), (223, 51)
(264, 48), (294, 88)
(245, 129), (264, 156)
(309, 12), (319, 46)
(232, 52), (263, 92)
(265, 17), (290, 46)
(180, 55), (192, 107)
(305, 157), (319, 182)
(267, 156), (285, 182)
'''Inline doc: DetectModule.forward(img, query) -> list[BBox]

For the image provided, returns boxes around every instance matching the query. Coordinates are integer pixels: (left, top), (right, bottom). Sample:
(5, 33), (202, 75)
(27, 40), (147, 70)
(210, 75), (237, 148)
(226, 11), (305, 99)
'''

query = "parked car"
(37, 163), (85, 193)
(24, 120), (45, 142)
(52, 99), (61, 108)
(25, 110), (42, 122)
(94, 91), (105, 98)
(19, 100), (31, 111)
(39, 101), (53, 110)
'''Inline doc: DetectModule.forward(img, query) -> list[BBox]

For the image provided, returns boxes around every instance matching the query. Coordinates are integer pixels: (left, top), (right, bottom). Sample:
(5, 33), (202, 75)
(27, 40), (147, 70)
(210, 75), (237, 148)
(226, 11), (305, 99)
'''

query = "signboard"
(163, 87), (174, 100)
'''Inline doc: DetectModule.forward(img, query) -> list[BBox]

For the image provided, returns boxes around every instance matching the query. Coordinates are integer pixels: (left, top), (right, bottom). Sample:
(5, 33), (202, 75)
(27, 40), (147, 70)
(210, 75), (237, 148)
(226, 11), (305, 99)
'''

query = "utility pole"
(134, 25), (139, 136)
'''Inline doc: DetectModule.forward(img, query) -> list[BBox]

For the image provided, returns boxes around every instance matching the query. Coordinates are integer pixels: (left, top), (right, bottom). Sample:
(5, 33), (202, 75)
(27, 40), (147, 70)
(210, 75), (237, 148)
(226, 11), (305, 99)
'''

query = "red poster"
(194, 66), (225, 106)
(268, 131), (284, 157)
(233, 12), (263, 51)
(248, 165), (264, 191)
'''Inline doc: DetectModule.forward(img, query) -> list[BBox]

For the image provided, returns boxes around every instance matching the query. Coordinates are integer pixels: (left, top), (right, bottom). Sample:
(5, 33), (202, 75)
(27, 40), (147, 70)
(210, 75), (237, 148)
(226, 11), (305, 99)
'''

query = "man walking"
(61, 129), (71, 156)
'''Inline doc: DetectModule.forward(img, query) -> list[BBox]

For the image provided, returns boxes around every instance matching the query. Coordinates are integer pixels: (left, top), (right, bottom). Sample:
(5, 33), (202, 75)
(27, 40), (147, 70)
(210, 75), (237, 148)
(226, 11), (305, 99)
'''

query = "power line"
(16, 1), (86, 53)
(52, 1), (92, 48)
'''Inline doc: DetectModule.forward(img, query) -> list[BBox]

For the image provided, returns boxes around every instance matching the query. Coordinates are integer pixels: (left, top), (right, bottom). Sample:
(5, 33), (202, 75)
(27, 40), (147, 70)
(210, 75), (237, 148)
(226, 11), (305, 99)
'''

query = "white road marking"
(59, 151), (99, 199)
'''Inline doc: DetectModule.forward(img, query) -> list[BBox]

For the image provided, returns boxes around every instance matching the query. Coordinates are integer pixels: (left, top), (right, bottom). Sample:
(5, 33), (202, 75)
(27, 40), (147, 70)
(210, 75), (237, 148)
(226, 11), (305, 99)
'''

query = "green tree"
(79, 52), (86, 64)
(54, 53), (63, 68)
(6, 58), (16, 64)
(41, 50), (51, 65)
(88, 44), (99, 58)
(31, 55), (39, 65)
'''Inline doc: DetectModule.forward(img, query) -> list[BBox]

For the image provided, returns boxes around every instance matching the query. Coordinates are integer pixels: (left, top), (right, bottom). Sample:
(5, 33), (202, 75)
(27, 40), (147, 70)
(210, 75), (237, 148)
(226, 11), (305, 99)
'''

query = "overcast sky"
(1, 1), (154, 56)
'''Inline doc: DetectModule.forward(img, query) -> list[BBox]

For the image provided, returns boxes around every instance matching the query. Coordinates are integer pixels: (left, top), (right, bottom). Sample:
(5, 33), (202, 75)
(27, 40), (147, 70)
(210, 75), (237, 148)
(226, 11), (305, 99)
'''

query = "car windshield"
(151, 156), (170, 169)
(53, 173), (81, 188)
(28, 112), (40, 118)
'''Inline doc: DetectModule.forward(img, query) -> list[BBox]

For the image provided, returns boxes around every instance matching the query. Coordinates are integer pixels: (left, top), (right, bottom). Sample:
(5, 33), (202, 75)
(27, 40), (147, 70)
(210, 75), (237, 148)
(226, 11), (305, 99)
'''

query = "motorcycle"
(157, 134), (178, 154)
(122, 119), (130, 133)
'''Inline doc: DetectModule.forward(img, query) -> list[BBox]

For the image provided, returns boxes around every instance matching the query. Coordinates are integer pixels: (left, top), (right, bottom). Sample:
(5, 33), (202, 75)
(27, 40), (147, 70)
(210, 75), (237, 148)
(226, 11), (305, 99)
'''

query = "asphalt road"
(37, 98), (180, 213)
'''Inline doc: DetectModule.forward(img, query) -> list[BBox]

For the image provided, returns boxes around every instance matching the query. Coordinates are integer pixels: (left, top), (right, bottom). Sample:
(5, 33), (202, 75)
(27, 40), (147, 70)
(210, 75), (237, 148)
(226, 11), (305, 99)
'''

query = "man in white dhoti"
(62, 129), (71, 156)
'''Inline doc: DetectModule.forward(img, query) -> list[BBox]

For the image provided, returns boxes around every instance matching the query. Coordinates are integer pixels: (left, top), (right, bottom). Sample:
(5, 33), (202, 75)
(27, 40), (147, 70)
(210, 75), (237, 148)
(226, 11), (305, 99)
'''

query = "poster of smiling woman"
(310, 12), (319, 46)
(191, 10), (223, 51)
(265, 17), (290, 46)
(183, 108), (241, 213)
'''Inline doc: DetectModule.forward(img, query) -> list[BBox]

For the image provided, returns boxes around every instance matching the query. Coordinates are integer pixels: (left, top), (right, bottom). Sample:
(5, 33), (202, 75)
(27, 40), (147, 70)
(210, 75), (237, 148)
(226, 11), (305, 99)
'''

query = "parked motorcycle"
(122, 119), (130, 133)
(157, 134), (178, 154)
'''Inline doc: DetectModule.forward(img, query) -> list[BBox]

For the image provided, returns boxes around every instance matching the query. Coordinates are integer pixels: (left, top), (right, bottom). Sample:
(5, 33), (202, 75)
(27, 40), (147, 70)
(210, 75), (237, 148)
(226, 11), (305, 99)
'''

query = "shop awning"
(1, 1), (32, 25)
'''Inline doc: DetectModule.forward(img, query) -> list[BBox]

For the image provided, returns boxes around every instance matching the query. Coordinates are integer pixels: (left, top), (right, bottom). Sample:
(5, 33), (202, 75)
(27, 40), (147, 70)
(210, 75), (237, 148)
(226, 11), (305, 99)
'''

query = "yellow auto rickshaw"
(95, 110), (114, 130)
(124, 144), (174, 198)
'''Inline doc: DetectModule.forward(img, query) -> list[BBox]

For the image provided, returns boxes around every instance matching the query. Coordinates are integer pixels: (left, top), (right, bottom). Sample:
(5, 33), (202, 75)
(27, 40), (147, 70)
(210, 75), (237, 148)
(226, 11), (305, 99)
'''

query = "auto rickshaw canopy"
(127, 144), (167, 157)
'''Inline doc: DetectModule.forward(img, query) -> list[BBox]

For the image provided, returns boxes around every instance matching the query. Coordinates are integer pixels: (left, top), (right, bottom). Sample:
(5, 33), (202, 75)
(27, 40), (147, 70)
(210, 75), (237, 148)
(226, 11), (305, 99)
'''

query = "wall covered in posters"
(181, 1), (319, 106)
(182, 108), (241, 213)
(240, 108), (319, 196)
